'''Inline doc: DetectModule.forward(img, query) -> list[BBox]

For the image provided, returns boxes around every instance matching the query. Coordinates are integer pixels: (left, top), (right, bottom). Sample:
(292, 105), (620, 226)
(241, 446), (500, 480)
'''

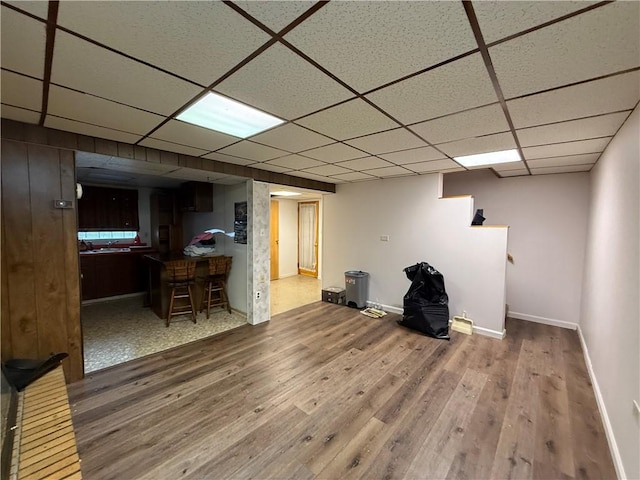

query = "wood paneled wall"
(1, 139), (83, 382)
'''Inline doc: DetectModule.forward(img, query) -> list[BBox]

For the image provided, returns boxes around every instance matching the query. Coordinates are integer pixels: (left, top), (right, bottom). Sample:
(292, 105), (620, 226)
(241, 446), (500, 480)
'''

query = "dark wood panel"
(67, 309), (617, 480)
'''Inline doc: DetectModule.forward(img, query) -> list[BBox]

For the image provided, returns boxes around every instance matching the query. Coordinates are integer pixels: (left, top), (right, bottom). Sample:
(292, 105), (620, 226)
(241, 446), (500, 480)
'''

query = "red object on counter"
(133, 233), (141, 245)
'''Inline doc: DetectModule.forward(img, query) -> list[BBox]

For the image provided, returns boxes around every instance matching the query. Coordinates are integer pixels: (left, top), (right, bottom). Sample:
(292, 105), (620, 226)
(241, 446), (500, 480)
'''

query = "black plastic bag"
(398, 262), (450, 340)
(2, 353), (68, 391)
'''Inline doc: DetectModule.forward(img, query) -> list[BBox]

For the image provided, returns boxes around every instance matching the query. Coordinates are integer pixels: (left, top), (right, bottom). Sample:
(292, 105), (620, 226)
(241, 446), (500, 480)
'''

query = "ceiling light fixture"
(177, 92), (284, 138)
(270, 191), (301, 197)
(454, 149), (521, 167)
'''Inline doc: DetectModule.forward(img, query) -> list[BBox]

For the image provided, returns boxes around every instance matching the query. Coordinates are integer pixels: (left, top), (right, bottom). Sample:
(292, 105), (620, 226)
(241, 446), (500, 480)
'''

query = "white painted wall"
(277, 199), (299, 278)
(580, 107), (639, 480)
(322, 173), (508, 336)
(443, 169), (590, 328)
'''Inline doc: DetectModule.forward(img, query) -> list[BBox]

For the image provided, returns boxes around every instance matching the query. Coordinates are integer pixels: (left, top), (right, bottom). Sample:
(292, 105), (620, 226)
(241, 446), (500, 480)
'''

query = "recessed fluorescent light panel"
(270, 191), (301, 197)
(177, 92), (284, 138)
(454, 149), (521, 167)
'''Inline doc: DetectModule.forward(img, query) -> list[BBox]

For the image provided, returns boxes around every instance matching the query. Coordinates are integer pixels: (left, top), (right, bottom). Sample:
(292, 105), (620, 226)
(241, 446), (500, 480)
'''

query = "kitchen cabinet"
(80, 250), (151, 300)
(150, 193), (183, 254)
(179, 181), (213, 212)
(78, 185), (139, 230)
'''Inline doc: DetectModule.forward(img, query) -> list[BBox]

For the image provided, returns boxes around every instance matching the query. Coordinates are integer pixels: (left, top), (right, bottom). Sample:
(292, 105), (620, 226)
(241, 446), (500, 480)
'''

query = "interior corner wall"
(322, 174), (508, 335)
(277, 198), (299, 278)
(222, 183), (248, 315)
(247, 180), (270, 325)
(443, 169), (590, 327)
(579, 106), (639, 480)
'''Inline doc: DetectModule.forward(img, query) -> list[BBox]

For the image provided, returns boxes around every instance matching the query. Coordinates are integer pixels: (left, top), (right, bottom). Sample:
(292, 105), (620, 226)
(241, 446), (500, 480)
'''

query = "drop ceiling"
(1, 0), (638, 186)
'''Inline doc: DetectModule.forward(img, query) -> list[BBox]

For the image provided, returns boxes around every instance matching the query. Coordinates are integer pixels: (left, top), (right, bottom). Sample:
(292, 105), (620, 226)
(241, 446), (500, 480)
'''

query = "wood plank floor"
(67, 302), (616, 480)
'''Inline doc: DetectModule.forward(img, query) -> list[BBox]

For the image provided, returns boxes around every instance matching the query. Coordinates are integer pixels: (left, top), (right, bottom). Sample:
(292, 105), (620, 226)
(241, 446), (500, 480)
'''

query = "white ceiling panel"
(138, 137), (210, 157)
(1, 7), (46, 78)
(344, 128), (427, 155)
(366, 54), (498, 125)
(218, 140), (288, 162)
(474, 1), (599, 44)
(302, 164), (352, 177)
(213, 175), (248, 186)
(517, 112), (629, 147)
(499, 169), (530, 178)
(409, 104), (509, 145)
(48, 85), (165, 136)
(363, 165), (414, 178)
(296, 98), (399, 140)
(51, 31), (202, 116)
(530, 164), (593, 175)
(215, 43), (354, 120)
(203, 152), (254, 166)
(301, 143), (366, 163)
(251, 163), (292, 174)
(232, 1), (315, 32)
(291, 171), (337, 183)
(1, 70), (42, 111)
(267, 154), (325, 170)
(4, 1), (49, 20)
(56, 1), (270, 86)
(490, 2), (640, 98)
(164, 168), (217, 182)
(523, 137), (611, 160)
(437, 132), (516, 158)
(527, 153), (599, 169)
(151, 120), (238, 152)
(331, 171), (376, 182)
(335, 157), (394, 171)
(508, 71), (640, 128)
(487, 161), (528, 172)
(284, 1), (476, 92)
(1, 105), (40, 124)
(404, 159), (461, 174)
(379, 146), (448, 165)
(251, 123), (333, 152)
(45, 116), (142, 144)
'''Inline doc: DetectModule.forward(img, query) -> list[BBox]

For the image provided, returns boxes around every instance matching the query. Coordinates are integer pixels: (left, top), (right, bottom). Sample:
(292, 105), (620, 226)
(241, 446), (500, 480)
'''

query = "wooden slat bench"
(9, 367), (82, 480)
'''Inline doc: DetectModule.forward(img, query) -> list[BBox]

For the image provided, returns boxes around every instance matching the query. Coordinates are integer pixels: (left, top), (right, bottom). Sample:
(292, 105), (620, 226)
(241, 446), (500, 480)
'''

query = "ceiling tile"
(267, 154), (325, 170)
(499, 169), (530, 178)
(474, 1), (599, 44)
(517, 112), (630, 147)
(0, 105), (40, 124)
(344, 128), (427, 155)
(331, 171), (376, 182)
(379, 146), (448, 165)
(403, 159), (461, 173)
(251, 163), (292, 174)
(335, 157), (393, 171)
(284, 1), (476, 92)
(488, 161), (528, 172)
(527, 153), (599, 169)
(251, 123), (333, 152)
(232, 1), (315, 32)
(301, 143), (366, 163)
(366, 54), (498, 125)
(203, 152), (254, 166)
(490, 2), (640, 98)
(4, 1), (49, 19)
(1, 7), (46, 78)
(508, 71), (640, 128)
(48, 85), (165, 136)
(409, 104), (509, 145)
(56, 1), (270, 86)
(215, 43), (353, 120)
(302, 164), (352, 176)
(151, 120), (238, 152)
(138, 137), (210, 157)
(292, 171), (338, 183)
(45, 116), (142, 144)
(295, 98), (398, 140)
(1, 70), (42, 111)
(363, 165), (414, 178)
(523, 137), (611, 159)
(214, 175), (248, 186)
(437, 132), (516, 158)
(530, 164), (593, 175)
(51, 31), (202, 116)
(218, 141), (288, 162)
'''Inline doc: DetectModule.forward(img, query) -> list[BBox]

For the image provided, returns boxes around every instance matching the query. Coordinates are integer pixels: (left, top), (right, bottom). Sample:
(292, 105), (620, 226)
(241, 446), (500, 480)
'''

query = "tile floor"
(82, 275), (322, 373)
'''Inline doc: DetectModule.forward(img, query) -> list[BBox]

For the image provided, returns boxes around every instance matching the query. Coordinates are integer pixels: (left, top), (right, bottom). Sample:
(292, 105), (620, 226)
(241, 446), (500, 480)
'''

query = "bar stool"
(165, 260), (197, 327)
(201, 256), (232, 318)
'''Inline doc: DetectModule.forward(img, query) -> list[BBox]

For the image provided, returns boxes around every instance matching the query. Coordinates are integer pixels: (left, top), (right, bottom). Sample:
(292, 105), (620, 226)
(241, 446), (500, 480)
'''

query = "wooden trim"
(39, 1), (59, 126)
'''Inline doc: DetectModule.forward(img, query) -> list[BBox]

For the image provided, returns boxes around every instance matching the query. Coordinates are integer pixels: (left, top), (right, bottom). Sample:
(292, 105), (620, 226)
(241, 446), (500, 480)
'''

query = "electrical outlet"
(380, 235), (390, 242)
(256, 291), (261, 299)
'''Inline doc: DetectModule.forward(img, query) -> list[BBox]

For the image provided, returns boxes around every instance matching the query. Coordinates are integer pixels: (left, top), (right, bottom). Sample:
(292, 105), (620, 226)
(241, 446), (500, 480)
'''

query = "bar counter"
(144, 253), (225, 320)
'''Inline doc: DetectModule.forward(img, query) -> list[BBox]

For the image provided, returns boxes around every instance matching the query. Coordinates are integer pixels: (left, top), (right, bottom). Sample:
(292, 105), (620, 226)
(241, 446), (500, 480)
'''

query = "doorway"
(298, 201), (319, 278)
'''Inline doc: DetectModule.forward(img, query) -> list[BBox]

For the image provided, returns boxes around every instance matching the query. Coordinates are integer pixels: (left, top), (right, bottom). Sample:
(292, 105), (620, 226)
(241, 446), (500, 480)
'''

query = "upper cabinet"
(179, 181), (213, 212)
(78, 185), (139, 230)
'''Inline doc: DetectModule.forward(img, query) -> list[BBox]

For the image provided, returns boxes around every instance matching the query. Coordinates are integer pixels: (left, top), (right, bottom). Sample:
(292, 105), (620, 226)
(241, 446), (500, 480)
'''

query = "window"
(77, 231), (137, 241)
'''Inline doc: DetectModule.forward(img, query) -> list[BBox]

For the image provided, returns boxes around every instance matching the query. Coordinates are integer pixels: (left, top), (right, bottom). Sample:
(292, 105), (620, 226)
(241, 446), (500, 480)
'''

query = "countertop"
(80, 246), (156, 256)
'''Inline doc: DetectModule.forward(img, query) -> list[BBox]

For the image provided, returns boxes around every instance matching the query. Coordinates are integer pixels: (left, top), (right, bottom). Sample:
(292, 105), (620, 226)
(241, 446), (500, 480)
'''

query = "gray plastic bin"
(345, 270), (369, 308)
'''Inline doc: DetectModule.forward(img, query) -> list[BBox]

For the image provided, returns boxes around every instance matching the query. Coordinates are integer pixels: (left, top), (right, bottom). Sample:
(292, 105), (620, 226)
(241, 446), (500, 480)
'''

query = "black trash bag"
(398, 262), (450, 340)
(2, 353), (68, 391)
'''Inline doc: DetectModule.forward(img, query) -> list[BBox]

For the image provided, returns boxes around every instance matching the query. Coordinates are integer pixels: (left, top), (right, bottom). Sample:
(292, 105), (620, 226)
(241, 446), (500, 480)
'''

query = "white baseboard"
(509, 311), (578, 330)
(577, 325), (626, 479)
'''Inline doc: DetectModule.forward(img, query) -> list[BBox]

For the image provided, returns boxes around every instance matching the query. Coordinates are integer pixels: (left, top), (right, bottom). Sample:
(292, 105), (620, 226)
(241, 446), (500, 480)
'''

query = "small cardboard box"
(322, 287), (346, 305)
